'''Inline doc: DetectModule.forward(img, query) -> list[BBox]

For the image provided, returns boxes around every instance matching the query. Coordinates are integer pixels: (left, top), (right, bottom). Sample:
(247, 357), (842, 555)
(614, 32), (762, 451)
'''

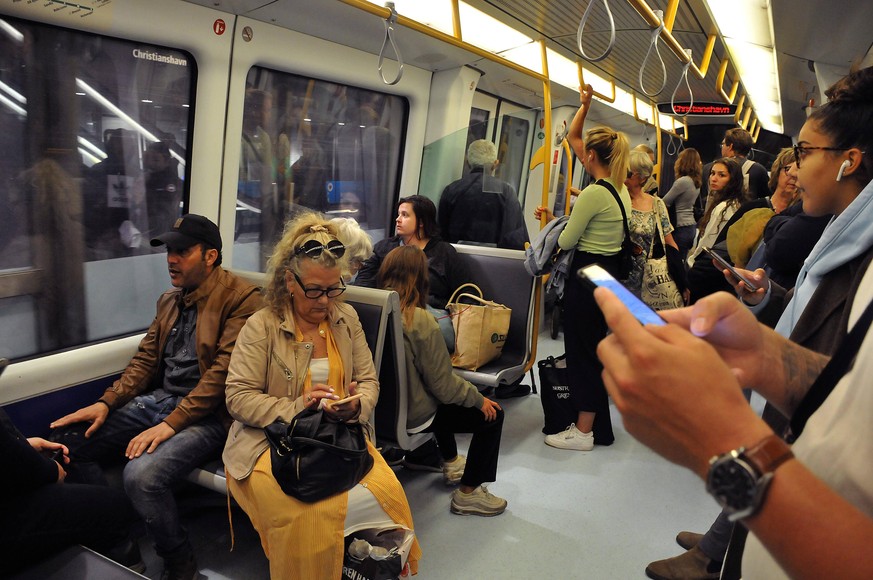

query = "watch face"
(708, 457), (758, 511)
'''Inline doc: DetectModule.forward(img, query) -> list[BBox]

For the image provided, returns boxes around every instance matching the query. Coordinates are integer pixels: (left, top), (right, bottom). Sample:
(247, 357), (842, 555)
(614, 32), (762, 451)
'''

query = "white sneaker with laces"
(544, 424), (594, 451)
(442, 454), (466, 486)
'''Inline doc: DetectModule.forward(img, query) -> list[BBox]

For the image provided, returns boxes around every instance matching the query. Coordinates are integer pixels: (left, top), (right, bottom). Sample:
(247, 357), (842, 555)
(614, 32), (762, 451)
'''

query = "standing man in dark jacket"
(438, 139), (528, 250)
(50, 214), (262, 580)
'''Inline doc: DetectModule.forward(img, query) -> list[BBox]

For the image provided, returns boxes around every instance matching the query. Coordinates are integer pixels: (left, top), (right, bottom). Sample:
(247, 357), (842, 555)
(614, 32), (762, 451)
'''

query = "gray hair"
(629, 150), (653, 180)
(330, 217), (373, 264)
(466, 139), (498, 168)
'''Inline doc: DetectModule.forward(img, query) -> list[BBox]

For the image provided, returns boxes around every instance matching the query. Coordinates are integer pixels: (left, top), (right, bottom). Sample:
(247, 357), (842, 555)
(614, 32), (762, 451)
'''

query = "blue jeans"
(54, 393), (227, 557)
(426, 305), (455, 352)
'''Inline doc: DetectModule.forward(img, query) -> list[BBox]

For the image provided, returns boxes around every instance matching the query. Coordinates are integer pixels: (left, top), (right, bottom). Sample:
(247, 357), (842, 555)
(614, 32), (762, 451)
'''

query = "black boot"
(160, 543), (198, 580)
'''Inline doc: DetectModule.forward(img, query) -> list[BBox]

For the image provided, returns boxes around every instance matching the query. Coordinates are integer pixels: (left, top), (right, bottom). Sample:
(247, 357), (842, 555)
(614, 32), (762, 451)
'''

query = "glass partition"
(418, 108), (535, 249)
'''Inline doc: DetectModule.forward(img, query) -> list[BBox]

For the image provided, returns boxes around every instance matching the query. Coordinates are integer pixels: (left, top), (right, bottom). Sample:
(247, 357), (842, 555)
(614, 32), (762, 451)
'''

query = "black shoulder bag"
(264, 407), (374, 503)
(597, 179), (639, 280)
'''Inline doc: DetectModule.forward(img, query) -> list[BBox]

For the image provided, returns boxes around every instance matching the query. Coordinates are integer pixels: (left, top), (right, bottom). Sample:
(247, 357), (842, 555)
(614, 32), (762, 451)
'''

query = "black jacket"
(356, 236), (471, 310)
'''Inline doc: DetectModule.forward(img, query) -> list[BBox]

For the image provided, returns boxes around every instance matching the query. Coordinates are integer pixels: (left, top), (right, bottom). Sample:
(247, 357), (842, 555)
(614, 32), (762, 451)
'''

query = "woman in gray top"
(662, 148), (702, 262)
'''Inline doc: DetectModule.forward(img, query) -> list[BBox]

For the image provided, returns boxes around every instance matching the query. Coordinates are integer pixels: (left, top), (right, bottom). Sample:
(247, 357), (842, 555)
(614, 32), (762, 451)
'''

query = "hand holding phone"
(324, 392), (363, 409)
(701, 247), (760, 291)
(577, 264), (666, 326)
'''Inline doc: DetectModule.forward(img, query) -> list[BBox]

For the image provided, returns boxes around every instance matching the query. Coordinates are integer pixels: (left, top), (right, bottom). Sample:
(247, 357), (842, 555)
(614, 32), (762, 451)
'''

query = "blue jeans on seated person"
(53, 393), (227, 558)
(426, 304), (455, 353)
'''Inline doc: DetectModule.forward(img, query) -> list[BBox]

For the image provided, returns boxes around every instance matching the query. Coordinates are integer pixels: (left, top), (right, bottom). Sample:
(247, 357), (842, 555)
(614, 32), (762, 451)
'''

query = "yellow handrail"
(716, 58), (740, 104)
(579, 63), (616, 103)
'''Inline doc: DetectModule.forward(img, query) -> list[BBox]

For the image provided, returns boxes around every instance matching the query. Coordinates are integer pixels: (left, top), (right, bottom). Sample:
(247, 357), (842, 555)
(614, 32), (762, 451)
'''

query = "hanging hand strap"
(639, 11), (667, 97)
(378, 2), (404, 85)
(671, 49), (695, 117)
(576, 0), (617, 62)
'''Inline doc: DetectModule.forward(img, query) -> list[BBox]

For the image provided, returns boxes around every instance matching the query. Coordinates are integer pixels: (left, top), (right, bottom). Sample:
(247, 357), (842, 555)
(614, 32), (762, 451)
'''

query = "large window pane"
(234, 67), (408, 271)
(0, 17), (194, 359)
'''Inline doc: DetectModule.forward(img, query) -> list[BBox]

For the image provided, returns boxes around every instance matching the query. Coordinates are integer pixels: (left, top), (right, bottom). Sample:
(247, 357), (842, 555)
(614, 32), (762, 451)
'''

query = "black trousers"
(425, 404), (504, 488)
(561, 251), (619, 445)
(0, 482), (136, 573)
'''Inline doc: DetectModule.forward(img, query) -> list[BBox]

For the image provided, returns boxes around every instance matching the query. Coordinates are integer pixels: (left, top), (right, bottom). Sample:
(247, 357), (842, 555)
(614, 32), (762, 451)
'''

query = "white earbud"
(836, 159), (851, 182)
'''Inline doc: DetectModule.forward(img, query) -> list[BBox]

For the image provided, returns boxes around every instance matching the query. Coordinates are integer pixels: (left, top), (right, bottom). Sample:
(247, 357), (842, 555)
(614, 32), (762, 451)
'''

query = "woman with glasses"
(222, 214), (420, 579)
(378, 245), (507, 516)
(623, 149), (683, 300)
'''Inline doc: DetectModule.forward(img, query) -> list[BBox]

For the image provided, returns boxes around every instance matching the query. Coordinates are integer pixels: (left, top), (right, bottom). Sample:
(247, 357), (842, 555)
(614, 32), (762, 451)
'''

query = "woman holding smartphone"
(222, 214), (420, 578)
(534, 84), (630, 451)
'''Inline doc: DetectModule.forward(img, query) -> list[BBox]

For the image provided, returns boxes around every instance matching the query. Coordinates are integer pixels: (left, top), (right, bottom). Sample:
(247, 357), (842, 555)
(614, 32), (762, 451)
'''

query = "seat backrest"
(449, 245), (537, 387)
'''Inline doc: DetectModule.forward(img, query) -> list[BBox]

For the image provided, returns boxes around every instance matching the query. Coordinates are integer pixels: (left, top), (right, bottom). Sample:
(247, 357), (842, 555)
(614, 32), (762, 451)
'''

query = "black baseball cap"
(150, 214), (222, 251)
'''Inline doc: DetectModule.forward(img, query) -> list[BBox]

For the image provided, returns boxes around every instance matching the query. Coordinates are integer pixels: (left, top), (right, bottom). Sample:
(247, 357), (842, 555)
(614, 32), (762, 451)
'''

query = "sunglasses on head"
(294, 239), (346, 259)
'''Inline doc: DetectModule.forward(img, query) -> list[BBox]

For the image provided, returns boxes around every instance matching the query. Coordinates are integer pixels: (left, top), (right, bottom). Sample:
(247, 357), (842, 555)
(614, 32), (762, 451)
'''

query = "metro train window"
(0, 17), (194, 360)
(234, 67), (409, 272)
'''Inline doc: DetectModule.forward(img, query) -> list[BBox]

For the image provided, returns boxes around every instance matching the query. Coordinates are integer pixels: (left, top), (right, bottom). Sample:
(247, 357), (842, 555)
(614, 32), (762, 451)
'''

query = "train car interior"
(1, 0), (872, 577)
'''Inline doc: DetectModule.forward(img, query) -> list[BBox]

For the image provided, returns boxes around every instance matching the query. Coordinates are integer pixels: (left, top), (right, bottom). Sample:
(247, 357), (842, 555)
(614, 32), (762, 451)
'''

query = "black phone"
(701, 246), (760, 291)
(577, 263), (666, 326)
(47, 448), (64, 463)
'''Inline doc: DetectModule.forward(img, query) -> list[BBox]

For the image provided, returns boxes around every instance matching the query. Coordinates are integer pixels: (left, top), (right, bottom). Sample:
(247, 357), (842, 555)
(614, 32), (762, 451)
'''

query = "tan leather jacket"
(222, 302), (379, 480)
(99, 267), (262, 432)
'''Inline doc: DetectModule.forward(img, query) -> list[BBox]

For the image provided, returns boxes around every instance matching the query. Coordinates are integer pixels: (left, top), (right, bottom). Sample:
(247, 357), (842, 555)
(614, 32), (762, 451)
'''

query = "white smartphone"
(701, 246), (760, 291)
(577, 264), (666, 326)
(324, 392), (363, 409)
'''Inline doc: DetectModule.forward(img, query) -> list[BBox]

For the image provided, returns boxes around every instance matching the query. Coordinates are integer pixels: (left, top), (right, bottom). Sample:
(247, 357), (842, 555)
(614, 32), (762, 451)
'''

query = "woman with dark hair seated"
(355, 194), (469, 351)
(378, 245), (507, 517)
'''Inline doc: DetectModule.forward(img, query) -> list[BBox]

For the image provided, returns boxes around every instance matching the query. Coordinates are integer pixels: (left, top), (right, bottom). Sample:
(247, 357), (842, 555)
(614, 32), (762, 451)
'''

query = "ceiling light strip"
(338, 0), (548, 82)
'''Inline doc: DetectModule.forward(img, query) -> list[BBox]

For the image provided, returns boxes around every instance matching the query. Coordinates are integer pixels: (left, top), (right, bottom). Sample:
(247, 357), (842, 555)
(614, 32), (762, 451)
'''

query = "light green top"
(558, 178), (631, 254)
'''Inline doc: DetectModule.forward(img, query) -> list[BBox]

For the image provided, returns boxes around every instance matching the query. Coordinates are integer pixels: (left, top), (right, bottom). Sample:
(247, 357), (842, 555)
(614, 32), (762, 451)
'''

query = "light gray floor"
(137, 330), (721, 579)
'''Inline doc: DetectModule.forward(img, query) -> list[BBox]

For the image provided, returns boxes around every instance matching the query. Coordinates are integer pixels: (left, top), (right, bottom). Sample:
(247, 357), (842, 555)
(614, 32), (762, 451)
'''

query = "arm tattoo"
(781, 340), (830, 416)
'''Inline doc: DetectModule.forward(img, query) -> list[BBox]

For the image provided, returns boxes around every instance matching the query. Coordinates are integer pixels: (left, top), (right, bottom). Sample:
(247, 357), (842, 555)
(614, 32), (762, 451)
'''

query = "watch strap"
(742, 433), (794, 476)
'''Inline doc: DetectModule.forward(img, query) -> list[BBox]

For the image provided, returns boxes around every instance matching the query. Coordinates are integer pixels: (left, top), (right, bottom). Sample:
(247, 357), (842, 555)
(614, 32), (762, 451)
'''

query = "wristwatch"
(705, 434), (794, 522)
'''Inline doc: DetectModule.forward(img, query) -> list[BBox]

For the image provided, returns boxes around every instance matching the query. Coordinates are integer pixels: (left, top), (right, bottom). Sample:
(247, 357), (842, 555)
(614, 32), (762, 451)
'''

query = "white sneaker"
(442, 454), (466, 486)
(544, 424), (594, 451)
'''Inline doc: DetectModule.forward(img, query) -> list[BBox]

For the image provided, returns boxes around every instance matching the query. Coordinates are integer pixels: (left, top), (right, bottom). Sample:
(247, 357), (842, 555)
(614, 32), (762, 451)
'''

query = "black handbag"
(538, 354), (576, 435)
(264, 407), (374, 503)
(598, 179), (640, 280)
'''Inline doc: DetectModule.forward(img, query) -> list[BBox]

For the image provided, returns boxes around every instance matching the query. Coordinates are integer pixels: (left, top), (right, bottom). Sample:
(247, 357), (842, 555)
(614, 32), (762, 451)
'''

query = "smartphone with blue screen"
(577, 264), (666, 326)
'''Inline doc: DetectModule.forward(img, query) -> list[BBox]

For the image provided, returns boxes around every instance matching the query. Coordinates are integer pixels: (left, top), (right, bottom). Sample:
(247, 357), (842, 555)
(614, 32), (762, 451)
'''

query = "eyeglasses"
(793, 144), (856, 168)
(626, 171), (637, 179)
(294, 239), (346, 259)
(293, 272), (346, 299)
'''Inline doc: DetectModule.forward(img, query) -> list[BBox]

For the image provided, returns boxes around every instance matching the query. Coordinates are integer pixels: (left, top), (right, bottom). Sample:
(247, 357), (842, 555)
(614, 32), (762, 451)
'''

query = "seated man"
(438, 139), (528, 250)
(51, 215), (261, 580)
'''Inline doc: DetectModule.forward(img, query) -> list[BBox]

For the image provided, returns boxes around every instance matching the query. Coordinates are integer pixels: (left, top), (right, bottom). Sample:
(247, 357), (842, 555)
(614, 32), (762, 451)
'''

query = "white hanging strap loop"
(639, 10), (666, 97)
(671, 49), (694, 117)
(378, 2), (404, 86)
(666, 133), (678, 157)
(576, 0), (617, 62)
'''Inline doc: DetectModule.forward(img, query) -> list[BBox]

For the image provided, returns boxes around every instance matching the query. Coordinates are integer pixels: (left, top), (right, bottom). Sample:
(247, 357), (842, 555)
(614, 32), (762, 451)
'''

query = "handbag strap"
(648, 197), (668, 259)
(597, 179), (631, 245)
(448, 283), (483, 305)
(787, 296), (873, 442)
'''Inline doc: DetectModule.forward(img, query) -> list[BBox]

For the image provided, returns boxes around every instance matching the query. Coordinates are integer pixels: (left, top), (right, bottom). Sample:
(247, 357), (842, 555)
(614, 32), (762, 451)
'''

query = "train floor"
(134, 329), (719, 579)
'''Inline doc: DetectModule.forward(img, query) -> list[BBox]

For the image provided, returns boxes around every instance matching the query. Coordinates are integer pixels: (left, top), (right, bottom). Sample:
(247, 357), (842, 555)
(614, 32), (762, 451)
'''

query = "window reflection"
(0, 16), (194, 359)
(234, 67), (408, 271)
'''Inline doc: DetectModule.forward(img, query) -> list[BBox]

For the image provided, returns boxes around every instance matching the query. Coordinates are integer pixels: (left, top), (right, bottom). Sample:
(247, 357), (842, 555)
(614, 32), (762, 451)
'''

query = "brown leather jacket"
(99, 267), (262, 432)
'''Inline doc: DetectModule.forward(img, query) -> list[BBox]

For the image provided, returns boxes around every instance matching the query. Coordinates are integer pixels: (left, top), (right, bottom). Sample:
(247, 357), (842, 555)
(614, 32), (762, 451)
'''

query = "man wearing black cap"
(50, 215), (261, 580)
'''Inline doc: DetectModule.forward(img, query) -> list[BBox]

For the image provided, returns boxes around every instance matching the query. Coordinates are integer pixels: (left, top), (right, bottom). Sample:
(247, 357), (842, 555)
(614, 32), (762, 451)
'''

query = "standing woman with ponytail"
(534, 84), (631, 451)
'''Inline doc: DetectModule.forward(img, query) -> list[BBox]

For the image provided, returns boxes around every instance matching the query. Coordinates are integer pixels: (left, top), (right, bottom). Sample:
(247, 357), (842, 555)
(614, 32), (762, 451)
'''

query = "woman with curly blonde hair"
(223, 212), (420, 578)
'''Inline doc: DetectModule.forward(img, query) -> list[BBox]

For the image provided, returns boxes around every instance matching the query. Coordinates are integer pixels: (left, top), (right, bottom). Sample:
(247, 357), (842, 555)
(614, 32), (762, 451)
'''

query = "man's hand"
(50, 402), (110, 438)
(125, 422), (176, 459)
(480, 398), (502, 421)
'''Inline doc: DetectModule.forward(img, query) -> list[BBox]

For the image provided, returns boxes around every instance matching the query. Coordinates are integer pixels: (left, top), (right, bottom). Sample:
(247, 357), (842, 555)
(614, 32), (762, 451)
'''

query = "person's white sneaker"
(544, 424), (594, 451)
(442, 454), (466, 486)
